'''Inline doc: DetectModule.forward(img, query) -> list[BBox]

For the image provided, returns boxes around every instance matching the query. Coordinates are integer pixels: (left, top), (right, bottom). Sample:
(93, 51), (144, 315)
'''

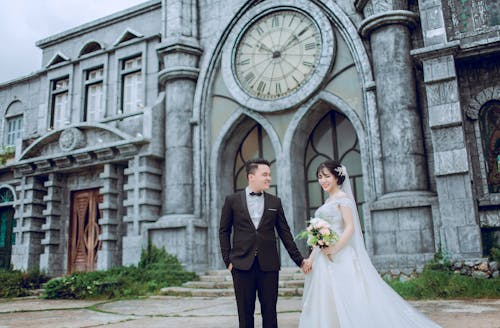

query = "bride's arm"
(321, 204), (354, 258)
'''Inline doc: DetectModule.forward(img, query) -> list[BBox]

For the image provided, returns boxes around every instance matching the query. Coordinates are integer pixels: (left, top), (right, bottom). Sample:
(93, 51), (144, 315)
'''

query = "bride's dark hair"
(316, 159), (346, 185)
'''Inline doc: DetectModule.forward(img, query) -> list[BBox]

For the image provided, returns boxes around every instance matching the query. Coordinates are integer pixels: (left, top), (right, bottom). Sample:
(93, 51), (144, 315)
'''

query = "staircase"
(161, 267), (305, 297)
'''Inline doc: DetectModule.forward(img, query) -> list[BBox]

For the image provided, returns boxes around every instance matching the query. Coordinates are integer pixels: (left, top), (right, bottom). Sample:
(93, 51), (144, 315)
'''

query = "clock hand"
(257, 42), (274, 54)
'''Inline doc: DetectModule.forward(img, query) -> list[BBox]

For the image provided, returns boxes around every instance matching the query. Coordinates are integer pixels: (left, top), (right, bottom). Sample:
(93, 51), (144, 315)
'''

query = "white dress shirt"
(246, 186), (264, 228)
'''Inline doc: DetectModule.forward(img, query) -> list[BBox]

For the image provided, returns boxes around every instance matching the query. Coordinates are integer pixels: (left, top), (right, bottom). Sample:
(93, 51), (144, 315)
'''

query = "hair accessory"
(334, 166), (346, 177)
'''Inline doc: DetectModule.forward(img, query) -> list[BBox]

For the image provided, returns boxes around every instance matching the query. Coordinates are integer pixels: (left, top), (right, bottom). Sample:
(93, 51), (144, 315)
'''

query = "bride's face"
(317, 168), (338, 193)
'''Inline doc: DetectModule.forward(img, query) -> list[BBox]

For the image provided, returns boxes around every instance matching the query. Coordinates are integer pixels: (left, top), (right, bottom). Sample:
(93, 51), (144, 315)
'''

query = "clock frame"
(222, 1), (335, 112)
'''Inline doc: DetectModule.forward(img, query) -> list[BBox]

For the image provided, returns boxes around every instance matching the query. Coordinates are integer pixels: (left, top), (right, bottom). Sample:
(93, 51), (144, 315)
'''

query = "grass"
(388, 269), (500, 300)
(42, 244), (197, 299)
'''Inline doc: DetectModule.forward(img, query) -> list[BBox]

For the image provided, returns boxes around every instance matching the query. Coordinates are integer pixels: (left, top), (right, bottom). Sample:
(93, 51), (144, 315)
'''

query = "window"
(121, 56), (143, 113)
(5, 116), (23, 146)
(50, 77), (69, 129)
(233, 124), (277, 195)
(479, 100), (500, 193)
(84, 67), (104, 122)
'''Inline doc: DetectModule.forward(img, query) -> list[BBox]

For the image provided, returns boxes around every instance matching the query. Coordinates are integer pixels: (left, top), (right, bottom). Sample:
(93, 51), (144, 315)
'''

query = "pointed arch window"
(233, 124), (277, 195)
(305, 110), (365, 226)
(479, 100), (500, 193)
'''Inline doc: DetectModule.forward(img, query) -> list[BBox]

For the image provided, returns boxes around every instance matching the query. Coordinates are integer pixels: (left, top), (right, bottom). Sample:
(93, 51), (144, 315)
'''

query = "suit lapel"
(257, 192), (270, 229)
(240, 191), (255, 228)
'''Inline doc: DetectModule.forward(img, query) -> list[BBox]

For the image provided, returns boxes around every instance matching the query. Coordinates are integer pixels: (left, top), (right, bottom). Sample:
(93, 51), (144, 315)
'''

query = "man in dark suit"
(219, 158), (311, 328)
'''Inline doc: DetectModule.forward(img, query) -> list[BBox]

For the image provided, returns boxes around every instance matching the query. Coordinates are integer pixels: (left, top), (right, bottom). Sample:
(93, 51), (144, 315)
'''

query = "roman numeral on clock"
(256, 81), (267, 93)
(238, 59), (250, 66)
(245, 72), (256, 83)
(304, 42), (316, 50)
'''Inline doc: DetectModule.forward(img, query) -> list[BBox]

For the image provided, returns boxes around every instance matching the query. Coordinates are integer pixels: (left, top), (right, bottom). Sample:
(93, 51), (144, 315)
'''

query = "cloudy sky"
(0, 0), (147, 84)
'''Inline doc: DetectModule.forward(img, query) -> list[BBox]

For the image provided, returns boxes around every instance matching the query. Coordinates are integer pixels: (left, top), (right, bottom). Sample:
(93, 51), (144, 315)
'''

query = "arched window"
(4, 101), (24, 147)
(233, 124), (277, 195)
(479, 100), (500, 193)
(305, 110), (365, 226)
(79, 42), (102, 57)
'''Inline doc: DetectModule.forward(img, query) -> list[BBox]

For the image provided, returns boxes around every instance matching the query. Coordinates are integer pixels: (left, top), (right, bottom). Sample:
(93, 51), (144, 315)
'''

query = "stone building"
(0, 0), (498, 275)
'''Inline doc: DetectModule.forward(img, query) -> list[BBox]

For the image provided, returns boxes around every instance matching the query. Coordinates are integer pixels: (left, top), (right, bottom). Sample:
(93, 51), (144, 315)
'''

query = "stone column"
(122, 156), (163, 266)
(361, 11), (428, 193)
(157, 0), (201, 215)
(11, 176), (46, 271)
(410, 0), (481, 258)
(40, 173), (63, 276)
(97, 164), (122, 270)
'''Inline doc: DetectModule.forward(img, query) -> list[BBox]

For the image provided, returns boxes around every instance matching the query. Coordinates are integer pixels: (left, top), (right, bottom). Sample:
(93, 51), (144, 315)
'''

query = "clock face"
(233, 10), (322, 100)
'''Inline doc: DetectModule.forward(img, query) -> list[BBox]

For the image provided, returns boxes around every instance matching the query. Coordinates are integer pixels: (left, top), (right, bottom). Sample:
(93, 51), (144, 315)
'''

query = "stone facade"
(0, 0), (498, 275)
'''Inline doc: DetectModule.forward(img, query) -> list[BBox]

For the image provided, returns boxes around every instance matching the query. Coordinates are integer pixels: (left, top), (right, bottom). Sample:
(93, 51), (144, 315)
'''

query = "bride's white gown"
(299, 197), (441, 328)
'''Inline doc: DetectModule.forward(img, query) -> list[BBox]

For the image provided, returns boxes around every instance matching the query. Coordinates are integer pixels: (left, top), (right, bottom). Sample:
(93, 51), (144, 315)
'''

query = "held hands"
(228, 263), (233, 272)
(301, 258), (312, 274)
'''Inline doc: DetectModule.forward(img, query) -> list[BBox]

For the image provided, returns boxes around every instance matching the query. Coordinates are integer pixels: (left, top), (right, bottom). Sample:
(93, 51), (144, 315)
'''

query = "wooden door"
(68, 189), (102, 273)
(0, 207), (14, 269)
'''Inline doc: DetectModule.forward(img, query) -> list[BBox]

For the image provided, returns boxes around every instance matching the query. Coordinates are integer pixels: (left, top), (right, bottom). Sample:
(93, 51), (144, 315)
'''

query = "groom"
(219, 158), (311, 328)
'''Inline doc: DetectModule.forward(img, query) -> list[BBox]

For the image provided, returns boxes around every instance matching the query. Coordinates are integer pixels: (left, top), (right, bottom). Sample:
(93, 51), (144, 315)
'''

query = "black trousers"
(231, 257), (279, 328)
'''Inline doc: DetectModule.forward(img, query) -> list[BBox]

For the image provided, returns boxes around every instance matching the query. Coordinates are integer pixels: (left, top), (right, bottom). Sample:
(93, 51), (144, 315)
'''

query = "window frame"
(119, 55), (144, 114)
(49, 76), (70, 130)
(83, 66), (105, 122)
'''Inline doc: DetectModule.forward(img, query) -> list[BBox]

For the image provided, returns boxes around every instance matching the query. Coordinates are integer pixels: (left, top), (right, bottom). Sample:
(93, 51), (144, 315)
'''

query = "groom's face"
(248, 164), (272, 192)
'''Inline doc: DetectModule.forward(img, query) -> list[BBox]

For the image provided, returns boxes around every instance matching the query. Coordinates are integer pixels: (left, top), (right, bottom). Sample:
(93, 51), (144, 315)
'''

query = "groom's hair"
(246, 158), (271, 177)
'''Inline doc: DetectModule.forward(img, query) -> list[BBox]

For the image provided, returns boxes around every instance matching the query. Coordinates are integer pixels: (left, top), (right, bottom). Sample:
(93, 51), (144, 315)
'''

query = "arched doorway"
(305, 110), (365, 227)
(0, 187), (15, 269)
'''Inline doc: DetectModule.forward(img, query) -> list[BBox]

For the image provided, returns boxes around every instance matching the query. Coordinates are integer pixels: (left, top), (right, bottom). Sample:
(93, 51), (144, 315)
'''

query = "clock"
(222, 2), (335, 112)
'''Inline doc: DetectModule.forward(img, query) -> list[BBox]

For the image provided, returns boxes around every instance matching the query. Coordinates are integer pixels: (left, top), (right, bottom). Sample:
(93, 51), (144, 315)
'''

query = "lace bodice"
(314, 197), (352, 234)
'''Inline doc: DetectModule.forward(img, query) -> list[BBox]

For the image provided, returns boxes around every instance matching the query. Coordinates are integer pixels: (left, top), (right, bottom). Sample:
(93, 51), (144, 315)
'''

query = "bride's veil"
(337, 165), (441, 327)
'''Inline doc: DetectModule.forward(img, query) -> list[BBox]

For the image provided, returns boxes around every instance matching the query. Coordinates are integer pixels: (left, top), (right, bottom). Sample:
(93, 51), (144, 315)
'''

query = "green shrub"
(490, 247), (500, 263)
(43, 245), (197, 299)
(0, 268), (49, 298)
(388, 269), (500, 300)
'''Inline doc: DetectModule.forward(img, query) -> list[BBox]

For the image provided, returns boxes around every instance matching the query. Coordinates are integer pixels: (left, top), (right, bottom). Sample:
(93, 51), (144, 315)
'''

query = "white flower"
(334, 166), (346, 177)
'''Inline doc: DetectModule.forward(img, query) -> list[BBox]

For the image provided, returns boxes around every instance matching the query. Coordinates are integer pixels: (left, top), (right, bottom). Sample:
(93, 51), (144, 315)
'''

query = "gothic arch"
(209, 108), (282, 268)
(466, 85), (500, 197)
(283, 90), (374, 254)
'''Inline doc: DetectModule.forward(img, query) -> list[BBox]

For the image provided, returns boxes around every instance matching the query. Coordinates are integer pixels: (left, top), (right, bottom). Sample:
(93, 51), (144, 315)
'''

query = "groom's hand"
(301, 259), (312, 274)
(228, 263), (233, 272)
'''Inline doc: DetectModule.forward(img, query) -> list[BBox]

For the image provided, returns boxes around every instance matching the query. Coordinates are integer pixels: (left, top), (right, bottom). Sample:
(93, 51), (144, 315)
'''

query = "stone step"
(183, 279), (306, 289)
(160, 286), (303, 297)
(184, 281), (234, 289)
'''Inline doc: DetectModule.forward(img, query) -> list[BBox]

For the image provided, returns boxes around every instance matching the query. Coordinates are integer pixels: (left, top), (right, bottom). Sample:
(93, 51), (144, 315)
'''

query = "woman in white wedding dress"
(299, 160), (441, 328)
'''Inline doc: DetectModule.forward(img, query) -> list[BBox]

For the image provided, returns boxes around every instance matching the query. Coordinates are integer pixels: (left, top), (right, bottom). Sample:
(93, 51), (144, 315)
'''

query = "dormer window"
(114, 28), (143, 46)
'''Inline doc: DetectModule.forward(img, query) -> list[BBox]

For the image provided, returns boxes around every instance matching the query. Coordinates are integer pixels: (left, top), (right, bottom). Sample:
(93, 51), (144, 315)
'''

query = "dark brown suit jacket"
(219, 191), (304, 271)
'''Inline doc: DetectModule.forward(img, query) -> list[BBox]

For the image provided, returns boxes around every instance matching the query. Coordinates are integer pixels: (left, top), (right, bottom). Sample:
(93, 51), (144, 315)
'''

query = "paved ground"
(0, 296), (498, 327)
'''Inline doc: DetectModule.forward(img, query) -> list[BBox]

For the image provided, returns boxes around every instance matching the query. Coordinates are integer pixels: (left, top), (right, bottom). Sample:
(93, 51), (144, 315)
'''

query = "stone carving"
(59, 128), (86, 152)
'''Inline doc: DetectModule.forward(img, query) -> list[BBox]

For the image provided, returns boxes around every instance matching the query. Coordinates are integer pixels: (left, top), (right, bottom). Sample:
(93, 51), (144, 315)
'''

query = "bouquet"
(296, 218), (339, 248)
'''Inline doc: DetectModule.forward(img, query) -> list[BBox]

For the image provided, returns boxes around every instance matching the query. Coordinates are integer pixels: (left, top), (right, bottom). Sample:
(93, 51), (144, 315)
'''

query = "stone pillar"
(361, 11), (428, 193)
(40, 173), (63, 276)
(97, 164), (122, 270)
(410, 0), (481, 258)
(11, 176), (46, 271)
(122, 156), (162, 266)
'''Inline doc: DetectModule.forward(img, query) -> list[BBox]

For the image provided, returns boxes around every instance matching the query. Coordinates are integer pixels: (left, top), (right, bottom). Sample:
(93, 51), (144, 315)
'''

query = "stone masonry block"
(445, 174), (467, 199)
(373, 231), (397, 255)
(423, 55), (456, 83)
(425, 80), (459, 106)
(457, 225), (482, 253)
(431, 125), (465, 151)
(428, 103), (462, 128)
(442, 227), (460, 253)
(434, 148), (469, 176)
(371, 210), (399, 232)
(396, 230), (423, 254)
(398, 207), (432, 231)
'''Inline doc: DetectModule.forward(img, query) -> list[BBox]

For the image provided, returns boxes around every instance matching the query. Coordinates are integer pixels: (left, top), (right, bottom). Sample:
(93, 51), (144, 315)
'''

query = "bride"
(299, 160), (441, 328)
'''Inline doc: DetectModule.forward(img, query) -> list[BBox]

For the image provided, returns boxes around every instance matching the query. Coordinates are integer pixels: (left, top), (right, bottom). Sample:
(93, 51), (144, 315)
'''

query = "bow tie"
(249, 191), (263, 197)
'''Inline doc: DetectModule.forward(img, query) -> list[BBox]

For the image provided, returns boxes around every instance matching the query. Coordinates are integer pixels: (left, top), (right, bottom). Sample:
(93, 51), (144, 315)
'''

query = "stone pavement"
(0, 296), (498, 328)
